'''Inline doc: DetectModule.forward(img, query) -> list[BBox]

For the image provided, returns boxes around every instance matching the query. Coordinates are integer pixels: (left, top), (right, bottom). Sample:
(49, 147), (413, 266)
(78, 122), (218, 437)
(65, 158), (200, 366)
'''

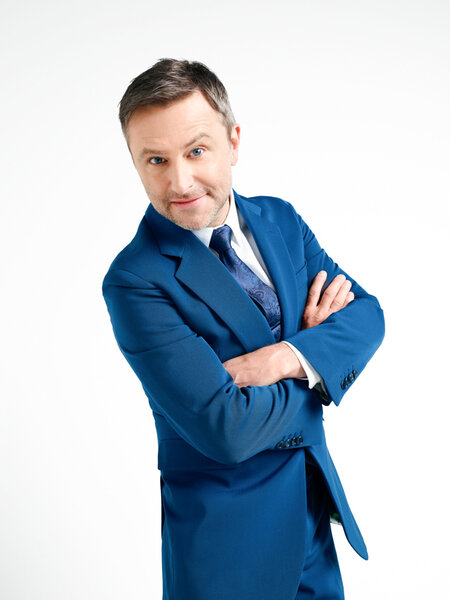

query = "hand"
(222, 342), (305, 388)
(301, 271), (354, 330)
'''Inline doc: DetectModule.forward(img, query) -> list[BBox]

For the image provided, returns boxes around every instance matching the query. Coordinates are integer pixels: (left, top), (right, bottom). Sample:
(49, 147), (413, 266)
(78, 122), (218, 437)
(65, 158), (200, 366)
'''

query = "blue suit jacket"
(102, 190), (385, 599)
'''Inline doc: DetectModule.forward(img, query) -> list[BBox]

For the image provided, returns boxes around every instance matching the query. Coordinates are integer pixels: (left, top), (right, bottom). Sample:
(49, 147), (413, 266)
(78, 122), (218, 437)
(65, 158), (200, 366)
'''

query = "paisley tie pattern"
(209, 224), (281, 341)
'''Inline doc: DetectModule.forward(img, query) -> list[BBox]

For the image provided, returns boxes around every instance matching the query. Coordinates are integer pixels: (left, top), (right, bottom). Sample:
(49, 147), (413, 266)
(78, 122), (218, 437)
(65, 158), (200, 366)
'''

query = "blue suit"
(102, 190), (385, 599)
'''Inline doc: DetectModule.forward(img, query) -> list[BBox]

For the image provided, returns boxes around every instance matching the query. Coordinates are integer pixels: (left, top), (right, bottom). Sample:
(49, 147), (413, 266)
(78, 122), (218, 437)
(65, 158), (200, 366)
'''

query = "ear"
(230, 124), (241, 166)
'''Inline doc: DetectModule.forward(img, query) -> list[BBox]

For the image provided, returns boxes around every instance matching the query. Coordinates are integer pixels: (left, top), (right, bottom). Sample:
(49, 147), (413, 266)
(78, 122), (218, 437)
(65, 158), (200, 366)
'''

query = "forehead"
(127, 91), (226, 153)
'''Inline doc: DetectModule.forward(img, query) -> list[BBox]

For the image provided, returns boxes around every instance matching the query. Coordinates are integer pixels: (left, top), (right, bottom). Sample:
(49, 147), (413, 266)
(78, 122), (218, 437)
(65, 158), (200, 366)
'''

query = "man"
(102, 58), (385, 600)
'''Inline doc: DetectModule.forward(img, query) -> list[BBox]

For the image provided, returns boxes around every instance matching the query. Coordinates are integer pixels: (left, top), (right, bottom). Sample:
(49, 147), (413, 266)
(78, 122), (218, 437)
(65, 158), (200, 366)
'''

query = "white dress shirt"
(191, 189), (324, 391)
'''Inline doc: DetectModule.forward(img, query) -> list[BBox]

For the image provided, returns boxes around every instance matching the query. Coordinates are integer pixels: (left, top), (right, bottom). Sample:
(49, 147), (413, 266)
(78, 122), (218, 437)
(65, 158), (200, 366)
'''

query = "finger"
(343, 291), (354, 307)
(306, 271), (327, 307)
(329, 279), (352, 312)
(319, 274), (348, 312)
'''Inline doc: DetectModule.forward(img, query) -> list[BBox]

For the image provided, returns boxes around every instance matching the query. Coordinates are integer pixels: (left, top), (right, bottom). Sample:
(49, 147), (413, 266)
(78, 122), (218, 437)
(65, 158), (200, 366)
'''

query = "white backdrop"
(1, 1), (448, 598)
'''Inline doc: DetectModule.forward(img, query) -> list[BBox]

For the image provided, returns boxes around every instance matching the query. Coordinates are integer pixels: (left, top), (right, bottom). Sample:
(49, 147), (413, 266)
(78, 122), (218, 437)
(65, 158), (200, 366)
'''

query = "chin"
(169, 214), (207, 231)
(167, 206), (208, 229)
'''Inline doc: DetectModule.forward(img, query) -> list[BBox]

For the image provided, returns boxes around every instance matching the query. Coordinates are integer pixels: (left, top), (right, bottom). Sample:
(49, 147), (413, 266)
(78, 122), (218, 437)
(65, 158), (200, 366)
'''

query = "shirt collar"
(191, 189), (243, 248)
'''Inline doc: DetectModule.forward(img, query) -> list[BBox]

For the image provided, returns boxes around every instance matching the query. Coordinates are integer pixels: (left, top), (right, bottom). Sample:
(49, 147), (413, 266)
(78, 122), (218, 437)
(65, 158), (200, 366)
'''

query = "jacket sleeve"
(283, 205), (385, 407)
(102, 268), (323, 466)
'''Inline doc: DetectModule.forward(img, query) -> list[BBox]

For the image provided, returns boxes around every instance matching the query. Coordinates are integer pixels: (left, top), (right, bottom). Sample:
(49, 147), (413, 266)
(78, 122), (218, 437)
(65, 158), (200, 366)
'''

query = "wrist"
(277, 342), (307, 379)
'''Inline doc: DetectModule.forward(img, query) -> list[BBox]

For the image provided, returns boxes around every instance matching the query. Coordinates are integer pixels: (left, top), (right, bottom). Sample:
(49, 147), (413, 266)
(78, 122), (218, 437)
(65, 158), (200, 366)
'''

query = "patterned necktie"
(209, 224), (281, 341)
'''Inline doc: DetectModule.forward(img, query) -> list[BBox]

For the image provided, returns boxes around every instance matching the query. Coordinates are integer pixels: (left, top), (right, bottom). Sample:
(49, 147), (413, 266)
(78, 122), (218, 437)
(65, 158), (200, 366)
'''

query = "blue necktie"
(209, 224), (281, 341)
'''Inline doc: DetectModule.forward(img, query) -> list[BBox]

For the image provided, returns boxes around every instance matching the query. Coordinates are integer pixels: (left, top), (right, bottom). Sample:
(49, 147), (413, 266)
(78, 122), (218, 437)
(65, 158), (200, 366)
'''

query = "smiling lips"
(171, 194), (206, 206)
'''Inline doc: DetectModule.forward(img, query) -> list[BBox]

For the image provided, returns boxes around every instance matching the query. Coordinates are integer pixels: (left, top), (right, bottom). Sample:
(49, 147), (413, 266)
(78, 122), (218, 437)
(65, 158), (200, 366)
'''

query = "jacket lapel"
(144, 190), (299, 352)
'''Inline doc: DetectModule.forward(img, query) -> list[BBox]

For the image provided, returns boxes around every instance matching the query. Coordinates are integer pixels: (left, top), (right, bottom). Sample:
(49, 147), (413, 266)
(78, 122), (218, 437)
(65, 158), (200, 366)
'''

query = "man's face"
(126, 90), (240, 230)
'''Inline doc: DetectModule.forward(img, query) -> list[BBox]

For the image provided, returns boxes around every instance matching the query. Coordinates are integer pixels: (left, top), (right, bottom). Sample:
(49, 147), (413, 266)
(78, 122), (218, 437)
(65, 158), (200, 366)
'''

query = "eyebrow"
(138, 132), (212, 160)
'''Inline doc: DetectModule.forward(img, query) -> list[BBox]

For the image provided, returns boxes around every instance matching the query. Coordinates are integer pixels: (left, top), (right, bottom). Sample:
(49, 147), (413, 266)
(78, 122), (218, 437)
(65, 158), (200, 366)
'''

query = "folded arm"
(223, 209), (385, 406)
(284, 209), (385, 405)
(222, 270), (355, 387)
(102, 269), (324, 465)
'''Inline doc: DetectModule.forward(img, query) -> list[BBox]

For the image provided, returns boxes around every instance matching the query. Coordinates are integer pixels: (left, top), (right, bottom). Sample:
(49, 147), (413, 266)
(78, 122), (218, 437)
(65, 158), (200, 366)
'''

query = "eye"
(149, 156), (165, 165)
(190, 147), (204, 157)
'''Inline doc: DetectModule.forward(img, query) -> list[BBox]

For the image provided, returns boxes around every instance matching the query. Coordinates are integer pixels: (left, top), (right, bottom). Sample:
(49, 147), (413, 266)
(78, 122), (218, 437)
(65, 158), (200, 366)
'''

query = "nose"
(168, 157), (194, 197)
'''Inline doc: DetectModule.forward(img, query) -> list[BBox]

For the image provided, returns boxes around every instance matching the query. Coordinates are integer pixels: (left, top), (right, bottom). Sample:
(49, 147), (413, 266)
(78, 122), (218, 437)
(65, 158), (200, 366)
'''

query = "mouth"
(171, 194), (206, 207)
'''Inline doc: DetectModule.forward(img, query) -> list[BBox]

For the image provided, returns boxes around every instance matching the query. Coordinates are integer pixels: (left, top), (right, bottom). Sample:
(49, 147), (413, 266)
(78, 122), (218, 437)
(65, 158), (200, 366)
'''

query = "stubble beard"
(164, 191), (230, 231)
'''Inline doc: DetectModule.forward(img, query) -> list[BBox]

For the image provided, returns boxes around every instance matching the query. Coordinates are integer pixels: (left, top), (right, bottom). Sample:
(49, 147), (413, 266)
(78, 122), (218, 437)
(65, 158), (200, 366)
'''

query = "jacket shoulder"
(238, 192), (307, 237)
(239, 192), (297, 216)
(102, 215), (165, 289)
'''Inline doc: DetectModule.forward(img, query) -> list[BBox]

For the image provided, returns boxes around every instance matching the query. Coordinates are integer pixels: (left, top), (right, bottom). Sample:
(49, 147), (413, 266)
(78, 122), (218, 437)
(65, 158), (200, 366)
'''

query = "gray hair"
(118, 58), (236, 141)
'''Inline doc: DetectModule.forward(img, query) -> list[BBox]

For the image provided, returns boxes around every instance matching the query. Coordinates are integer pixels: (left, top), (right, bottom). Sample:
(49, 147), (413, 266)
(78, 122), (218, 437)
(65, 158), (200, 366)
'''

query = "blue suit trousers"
(295, 454), (345, 600)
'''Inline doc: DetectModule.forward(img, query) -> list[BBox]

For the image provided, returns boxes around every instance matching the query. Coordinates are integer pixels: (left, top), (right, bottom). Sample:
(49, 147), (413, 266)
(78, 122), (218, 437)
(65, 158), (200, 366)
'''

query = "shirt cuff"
(281, 341), (322, 389)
